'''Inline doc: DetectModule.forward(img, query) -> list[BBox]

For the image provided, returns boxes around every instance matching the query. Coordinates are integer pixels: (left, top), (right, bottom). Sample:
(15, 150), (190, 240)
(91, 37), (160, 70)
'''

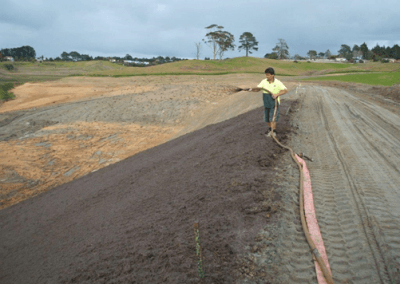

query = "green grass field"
(301, 71), (400, 86)
(1, 57), (399, 86)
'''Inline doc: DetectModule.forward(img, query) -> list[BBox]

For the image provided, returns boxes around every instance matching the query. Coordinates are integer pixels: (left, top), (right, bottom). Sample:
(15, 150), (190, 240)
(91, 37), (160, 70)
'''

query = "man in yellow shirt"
(256, 67), (288, 137)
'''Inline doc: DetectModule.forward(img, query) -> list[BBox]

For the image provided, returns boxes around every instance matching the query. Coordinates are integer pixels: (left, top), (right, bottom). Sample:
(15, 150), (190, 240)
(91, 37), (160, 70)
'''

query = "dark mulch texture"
(0, 102), (295, 284)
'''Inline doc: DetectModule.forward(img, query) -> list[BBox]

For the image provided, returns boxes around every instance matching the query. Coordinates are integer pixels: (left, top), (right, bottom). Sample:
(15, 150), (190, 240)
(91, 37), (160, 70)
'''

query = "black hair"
(264, 67), (275, 75)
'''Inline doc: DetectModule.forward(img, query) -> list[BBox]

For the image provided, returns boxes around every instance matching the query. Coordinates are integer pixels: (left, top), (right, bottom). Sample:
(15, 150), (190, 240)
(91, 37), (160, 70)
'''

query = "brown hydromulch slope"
(0, 102), (295, 284)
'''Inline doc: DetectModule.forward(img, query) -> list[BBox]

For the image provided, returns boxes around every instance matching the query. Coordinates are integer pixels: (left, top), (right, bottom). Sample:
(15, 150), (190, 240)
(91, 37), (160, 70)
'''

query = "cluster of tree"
(304, 49), (333, 60)
(0, 46), (36, 61)
(336, 43), (400, 61)
(200, 24), (258, 60)
(360, 43), (400, 60)
(305, 43), (400, 62)
(122, 54), (186, 64)
(264, 39), (290, 59)
(60, 51), (93, 61)
(52, 53), (187, 65)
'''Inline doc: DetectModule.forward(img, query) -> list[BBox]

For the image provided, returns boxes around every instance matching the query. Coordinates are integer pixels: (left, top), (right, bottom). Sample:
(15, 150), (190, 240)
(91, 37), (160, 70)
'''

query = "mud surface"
(0, 101), (296, 284)
(1, 74), (297, 209)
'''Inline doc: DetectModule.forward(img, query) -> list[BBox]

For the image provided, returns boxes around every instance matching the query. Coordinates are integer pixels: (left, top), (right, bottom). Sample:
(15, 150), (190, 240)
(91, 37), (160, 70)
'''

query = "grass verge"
(300, 71), (400, 86)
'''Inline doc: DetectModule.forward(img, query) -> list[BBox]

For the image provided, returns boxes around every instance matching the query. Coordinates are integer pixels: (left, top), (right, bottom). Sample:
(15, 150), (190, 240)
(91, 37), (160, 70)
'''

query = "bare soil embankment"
(0, 95), (298, 283)
(0, 74), (296, 209)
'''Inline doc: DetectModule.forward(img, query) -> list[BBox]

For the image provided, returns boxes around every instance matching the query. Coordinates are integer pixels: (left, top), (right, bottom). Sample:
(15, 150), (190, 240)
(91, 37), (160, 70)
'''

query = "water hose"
(270, 97), (334, 284)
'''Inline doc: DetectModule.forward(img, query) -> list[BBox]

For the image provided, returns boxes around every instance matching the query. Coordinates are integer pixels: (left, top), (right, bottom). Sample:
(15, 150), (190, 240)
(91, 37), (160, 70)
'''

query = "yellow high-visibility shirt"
(257, 78), (287, 104)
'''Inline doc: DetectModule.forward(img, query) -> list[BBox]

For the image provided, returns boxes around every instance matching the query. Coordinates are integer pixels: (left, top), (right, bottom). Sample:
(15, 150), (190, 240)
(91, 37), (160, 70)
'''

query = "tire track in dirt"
(289, 85), (400, 283)
(317, 93), (390, 283)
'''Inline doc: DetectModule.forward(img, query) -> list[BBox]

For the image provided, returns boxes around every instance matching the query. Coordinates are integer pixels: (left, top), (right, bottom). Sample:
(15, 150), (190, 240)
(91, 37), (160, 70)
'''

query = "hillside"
(1, 57), (399, 85)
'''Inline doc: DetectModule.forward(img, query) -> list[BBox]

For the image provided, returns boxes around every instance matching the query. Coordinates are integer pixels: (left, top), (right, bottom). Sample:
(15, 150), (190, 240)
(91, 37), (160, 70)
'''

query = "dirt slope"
(0, 75), (296, 209)
(0, 102), (296, 284)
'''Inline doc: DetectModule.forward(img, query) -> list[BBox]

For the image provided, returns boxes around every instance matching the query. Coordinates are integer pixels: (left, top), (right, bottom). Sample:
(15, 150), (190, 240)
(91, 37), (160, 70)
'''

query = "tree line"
(199, 24), (400, 62)
(0, 47), (188, 66)
(0, 46), (36, 61)
(297, 43), (400, 62)
(2, 37), (399, 64)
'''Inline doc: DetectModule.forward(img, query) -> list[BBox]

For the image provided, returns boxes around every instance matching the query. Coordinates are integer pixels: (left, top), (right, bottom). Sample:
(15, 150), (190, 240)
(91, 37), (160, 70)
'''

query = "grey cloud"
(1, 0), (399, 59)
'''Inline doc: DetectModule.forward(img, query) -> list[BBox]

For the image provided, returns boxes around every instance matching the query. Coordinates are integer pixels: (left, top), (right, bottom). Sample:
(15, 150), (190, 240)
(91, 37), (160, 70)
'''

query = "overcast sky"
(1, 0), (399, 59)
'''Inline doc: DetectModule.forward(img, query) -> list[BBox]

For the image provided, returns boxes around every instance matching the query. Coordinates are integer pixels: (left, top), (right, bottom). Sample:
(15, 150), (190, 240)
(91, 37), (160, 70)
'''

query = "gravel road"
(278, 85), (400, 283)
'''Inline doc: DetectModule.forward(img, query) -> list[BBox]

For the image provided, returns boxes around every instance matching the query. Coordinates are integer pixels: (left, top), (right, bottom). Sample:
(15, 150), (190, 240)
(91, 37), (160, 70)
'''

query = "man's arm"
(248, 87), (270, 93)
(272, 89), (288, 99)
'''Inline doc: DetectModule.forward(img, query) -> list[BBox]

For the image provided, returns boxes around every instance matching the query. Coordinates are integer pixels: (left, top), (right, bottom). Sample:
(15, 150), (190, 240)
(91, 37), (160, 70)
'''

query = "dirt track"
(275, 84), (400, 283)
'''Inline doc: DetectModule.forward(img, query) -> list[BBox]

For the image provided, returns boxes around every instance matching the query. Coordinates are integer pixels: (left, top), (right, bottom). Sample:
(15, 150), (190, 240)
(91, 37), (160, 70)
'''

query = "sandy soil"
(0, 74), (296, 209)
(0, 77), (157, 113)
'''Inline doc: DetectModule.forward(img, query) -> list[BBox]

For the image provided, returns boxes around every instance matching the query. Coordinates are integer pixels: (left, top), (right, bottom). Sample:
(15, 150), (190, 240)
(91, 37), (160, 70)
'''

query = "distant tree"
(238, 32), (258, 57)
(216, 30), (235, 60)
(338, 44), (352, 60)
(360, 42), (369, 60)
(307, 50), (317, 60)
(393, 44), (400, 59)
(124, 54), (133, 60)
(384, 46), (391, 58)
(61, 52), (70, 61)
(272, 39), (289, 59)
(69, 51), (81, 61)
(371, 44), (385, 61)
(325, 49), (332, 59)
(156, 56), (165, 64)
(352, 44), (362, 58)
(1, 45), (36, 60)
(371, 53), (382, 62)
(203, 24), (235, 60)
(81, 54), (92, 61)
(264, 52), (279, 59)
(203, 24), (223, 60)
(293, 54), (304, 60)
(318, 52), (325, 58)
(195, 42), (201, 60)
